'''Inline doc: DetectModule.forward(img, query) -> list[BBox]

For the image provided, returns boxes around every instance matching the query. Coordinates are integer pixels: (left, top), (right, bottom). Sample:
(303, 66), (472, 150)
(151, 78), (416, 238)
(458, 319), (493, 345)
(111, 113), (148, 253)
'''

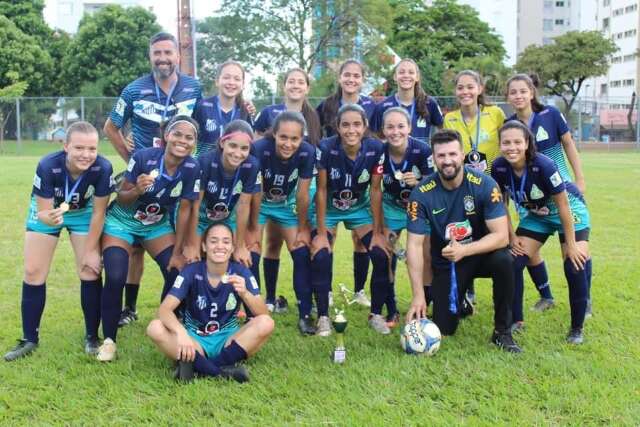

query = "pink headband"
(220, 131), (253, 145)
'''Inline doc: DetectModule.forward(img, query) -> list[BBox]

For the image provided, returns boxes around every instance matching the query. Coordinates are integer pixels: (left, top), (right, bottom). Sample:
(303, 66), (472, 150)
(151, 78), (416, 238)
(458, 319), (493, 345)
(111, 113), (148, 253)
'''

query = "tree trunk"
(628, 92), (636, 138)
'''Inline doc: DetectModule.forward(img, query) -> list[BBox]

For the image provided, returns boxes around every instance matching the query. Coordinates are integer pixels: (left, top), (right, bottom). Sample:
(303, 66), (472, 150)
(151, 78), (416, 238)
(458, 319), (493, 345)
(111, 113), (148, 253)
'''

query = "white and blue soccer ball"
(400, 318), (441, 356)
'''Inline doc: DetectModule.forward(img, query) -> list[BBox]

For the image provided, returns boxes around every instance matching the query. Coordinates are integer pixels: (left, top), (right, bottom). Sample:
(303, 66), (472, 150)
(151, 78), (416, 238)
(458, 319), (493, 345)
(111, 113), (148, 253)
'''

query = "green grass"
(0, 151), (639, 425)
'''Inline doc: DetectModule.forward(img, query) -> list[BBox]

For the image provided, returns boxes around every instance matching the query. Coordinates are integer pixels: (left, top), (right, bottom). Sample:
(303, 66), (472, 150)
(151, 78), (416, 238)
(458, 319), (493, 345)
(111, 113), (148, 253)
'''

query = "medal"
(221, 273), (230, 283)
(149, 169), (159, 179)
(468, 150), (481, 164)
(59, 202), (70, 212)
(394, 171), (404, 181)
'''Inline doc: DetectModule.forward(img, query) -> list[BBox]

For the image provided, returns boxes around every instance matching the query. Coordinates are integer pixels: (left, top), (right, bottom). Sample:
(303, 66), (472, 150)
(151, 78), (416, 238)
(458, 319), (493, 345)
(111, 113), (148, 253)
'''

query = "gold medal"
(149, 169), (159, 179)
(394, 171), (403, 181)
(59, 202), (70, 212)
(221, 273), (230, 283)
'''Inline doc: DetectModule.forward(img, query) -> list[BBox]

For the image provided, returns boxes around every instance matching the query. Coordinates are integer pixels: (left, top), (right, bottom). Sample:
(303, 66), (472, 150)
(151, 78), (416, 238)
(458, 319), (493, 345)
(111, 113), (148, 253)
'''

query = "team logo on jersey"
(536, 127), (549, 142)
(232, 180), (243, 195)
(256, 171), (262, 185)
(530, 184), (544, 200)
(205, 119), (218, 132)
(126, 158), (136, 172)
(416, 118), (427, 128)
(419, 180), (436, 193)
(207, 180), (218, 194)
(549, 172), (562, 188)
(206, 202), (230, 221)
(84, 185), (95, 199)
(445, 220), (473, 242)
(115, 98), (126, 117)
(225, 293), (237, 311)
(266, 187), (286, 202)
(199, 320), (220, 336)
(170, 181), (183, 197)
(194, 179), (200, 193)
(357, 169), (370, 183)
(316, 148), (322, 161)
(173, 275), (184, 289)
(491, 187), (502, 203)
(411, 165), (422, 180)
(250, 277), (259, 290)
(134, 202), (163, 225)
(33, 174), (41, 190)
(464, 195), (475, 213)
(288, 168), (299, 182)
(330, 168), (341, 180)
(197, 295), (207, 311)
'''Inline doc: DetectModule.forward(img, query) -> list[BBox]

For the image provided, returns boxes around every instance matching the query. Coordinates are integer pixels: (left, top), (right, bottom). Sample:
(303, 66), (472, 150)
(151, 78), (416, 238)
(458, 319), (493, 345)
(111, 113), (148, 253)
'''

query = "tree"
(196, 0), (394, 90)
(444, 56), (513, 97)
(0, 72), (28, 152)
(60, 5), (161, 96)
(516, 30), (618, 113)
(389, 0), (506, 73)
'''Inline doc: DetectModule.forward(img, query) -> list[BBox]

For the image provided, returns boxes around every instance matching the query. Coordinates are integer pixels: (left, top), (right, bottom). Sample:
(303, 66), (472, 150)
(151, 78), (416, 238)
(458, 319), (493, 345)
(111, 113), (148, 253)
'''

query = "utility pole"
(177, 0), (196, 76)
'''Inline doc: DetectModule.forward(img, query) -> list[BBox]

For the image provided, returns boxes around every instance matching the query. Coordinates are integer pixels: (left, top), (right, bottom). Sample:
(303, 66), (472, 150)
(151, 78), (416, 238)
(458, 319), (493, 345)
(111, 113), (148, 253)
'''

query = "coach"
(404, 129), (521, 353)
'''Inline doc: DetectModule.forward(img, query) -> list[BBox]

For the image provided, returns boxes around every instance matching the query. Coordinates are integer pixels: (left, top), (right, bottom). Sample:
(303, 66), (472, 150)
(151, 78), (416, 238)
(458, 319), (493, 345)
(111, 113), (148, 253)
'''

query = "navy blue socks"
(585, 258), (592, 300)
(211, 340), (247, 367)
(353, 251), (369, 293)
(193, 351), (222, 376)
(102, 246), (129, 341)
(564, 258), (588, 329)
(527, 261), (554, 300)
(249, 252), (262, 291)
(81, 278), (102, 339)
(291, 246), (313, 318)
(21, 282), (46, 343)
(154, 246), (178, 301)
(263, 258), (279, 304)
(310, 248), (332, 316)
(124, 283), (139, 310)
(512, 254), (530, 323)
(359, 232), (390, 316)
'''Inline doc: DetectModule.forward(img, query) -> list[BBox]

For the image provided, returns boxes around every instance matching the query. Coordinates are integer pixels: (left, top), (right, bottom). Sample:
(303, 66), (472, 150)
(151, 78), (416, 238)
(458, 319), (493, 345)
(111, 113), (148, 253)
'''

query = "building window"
(613, 8), (624, 16)
(600, 83), (608, 95)
(555, 19), (565, 25)
(623, 79), (635, 87)
(625, 4), (638, 13)
(611, 80), (622, 87)
(556, 1), (565, 6)
(603, 0), (610, 6)
(611, 56), (622, 63)
(624, 54), (636, 62)
(543, 19), (554, 30)
(602, 17), (610, 30)
(544, 0), (553, 10)
(624, 29), (637, 38)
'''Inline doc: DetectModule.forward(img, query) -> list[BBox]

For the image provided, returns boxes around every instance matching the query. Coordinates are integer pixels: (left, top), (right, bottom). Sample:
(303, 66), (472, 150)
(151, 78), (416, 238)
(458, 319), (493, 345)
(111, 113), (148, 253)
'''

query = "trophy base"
(333, 348), (346, 364)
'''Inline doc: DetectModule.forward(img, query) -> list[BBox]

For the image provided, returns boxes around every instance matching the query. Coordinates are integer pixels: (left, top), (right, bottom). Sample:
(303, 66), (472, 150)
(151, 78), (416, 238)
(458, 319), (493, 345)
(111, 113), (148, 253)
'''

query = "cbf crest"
(464, 195), (475, 214)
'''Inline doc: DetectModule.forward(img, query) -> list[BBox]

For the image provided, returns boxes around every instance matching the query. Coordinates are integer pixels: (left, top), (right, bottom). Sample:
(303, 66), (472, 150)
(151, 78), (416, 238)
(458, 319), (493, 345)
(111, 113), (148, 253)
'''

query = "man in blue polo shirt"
(405, 129), (521, 353)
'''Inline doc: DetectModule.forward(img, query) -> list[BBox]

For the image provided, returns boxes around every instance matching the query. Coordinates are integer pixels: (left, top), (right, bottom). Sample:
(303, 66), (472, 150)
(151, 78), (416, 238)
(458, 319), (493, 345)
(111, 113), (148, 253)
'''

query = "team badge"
(233, 180), (244, 195)
(536, 127), (549, 142)
(530, 184), (544, 200)
(411, 165), (422, 180)
(197, 295), (207, 310)
(549, 172), (562, 187)
(357, 169), (370, 183)
(84, 185), (95, 199)
(170, 181), (183, 197)
(288, 168), (299, 182)
(226, 293), (237, 311)
(464, 195), (475, 213)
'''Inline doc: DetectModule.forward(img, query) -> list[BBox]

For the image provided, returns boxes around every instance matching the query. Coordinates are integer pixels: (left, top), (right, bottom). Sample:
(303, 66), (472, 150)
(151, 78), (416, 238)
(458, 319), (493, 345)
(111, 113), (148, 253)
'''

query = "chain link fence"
(1, 95), (638, 153)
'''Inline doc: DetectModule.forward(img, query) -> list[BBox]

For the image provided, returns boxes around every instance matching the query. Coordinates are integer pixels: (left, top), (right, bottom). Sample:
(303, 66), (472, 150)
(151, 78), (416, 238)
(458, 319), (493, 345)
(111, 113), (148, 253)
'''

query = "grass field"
(0, 145), (639, 425)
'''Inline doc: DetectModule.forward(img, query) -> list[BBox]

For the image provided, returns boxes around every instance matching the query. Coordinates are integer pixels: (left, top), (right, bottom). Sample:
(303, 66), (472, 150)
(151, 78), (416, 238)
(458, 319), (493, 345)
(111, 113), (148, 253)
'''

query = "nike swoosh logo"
(432, 208), (446, 215)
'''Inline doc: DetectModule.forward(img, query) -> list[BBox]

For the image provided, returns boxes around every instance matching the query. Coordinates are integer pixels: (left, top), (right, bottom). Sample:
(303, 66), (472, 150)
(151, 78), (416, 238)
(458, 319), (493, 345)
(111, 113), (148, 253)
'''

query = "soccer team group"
(4, 32), (593, 382)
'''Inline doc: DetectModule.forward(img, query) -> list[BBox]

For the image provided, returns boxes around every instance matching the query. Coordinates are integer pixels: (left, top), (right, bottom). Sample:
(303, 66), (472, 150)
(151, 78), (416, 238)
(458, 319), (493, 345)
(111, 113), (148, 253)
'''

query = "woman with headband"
(371, 58), (444, 145)
(492, 120), (591, 344)
(4, 122), (113, 362)
(251, 111), (316, 334)
(98, 115), (202, 362)
(190, 121), (262, 270)
(147, 222), (273, 383)
(312, 104), (391, 336)
(380, 107), (434, 327)
(193, 60), (255, 157)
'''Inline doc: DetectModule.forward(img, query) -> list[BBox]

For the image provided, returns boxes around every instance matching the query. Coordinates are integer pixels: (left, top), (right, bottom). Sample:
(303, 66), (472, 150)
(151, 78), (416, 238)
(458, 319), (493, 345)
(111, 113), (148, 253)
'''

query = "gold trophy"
(332, 309), (348, 364)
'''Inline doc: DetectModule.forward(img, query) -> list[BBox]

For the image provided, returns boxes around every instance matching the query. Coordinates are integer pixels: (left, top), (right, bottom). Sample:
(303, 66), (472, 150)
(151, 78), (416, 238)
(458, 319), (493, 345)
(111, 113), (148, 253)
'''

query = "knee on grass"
(249, 314), (275, 338)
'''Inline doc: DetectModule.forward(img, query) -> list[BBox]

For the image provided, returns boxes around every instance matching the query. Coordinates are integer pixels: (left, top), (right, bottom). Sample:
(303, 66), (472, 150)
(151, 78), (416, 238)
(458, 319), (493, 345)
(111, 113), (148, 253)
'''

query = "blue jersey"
(193, 96), (254, 157)
(371, 94), (444, 144)
(316, 95), (376, 137)
(169, 261), (260, 335)
(32, 151), (114, 210)
(112, 147), (200, 225)
(109, 73), (202, 152)
(253, 103), (287, 133)
(198, 150), (261, 222)
(252, 137), (315, 204)
(317, 136), (384, 211)
(507, 105), (572, 182)
(382, 137), (433, 209)
(491, 153), (583, 217)
(407, 167), (506, 267)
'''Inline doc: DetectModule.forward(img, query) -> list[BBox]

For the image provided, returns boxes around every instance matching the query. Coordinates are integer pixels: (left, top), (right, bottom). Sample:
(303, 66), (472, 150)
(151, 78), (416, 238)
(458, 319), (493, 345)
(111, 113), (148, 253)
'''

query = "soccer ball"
(400, 318), (441, 356)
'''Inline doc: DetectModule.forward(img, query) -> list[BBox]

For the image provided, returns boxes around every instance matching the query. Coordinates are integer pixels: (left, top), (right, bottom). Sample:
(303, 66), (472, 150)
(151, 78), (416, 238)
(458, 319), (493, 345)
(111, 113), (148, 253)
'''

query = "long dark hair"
(283, 68), (321, 145)
(499, 120), (538, 165)
(454, 70), (492, 107)
(216, 60), (251, 120)
(321, 59), (365, 135)
(506, 73), (545, 113)
(335, 103), (369, 140)
(200, 222), (235, 260)
(394, 59), (430, 122)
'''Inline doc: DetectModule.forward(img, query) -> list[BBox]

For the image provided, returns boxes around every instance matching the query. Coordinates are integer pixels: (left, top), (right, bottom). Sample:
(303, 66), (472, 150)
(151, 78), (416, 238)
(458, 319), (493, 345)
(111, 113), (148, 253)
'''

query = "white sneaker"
(96, 338), (117, 362)
(368, 314), (391, 335)
(354, 290), (371, 307)
(266, 303), (275, 313)
(316, 316), (332, 337)
(328, 292), (334, 307)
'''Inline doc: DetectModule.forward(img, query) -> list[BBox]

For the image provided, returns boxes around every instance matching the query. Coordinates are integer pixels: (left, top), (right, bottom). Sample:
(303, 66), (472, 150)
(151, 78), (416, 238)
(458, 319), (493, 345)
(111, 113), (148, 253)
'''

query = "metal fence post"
(16, 98), (21, 154)
(81, 97), (85, 121)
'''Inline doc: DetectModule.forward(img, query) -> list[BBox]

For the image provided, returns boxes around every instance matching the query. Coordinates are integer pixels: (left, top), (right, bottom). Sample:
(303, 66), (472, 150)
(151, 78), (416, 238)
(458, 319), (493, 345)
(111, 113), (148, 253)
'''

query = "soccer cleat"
(566, 328), (584, 345)
(117, 307), (139, 328)
(4, 339), (38, 362)
(466, 291), (476, 305)
(174, 360), (195, 382)
(298, 316), (317, 335)
(96, 338), (117, 362)
(532, 298), (555, 312)
(316, 316), (332, 337)
(459, 295), (475, 319)
(84, 335), (100, 355)
(265, 303), (275, 313)
(368, 314), (391, 335)
(585, 299), (593, 319)
(385, 312), (400, 329)
(491, 331), (523, 353)
(510, 321), (525, 334)
(274, 296), (289, 314)
(354, 290), (371, 307)
(219, 365), (250, 383)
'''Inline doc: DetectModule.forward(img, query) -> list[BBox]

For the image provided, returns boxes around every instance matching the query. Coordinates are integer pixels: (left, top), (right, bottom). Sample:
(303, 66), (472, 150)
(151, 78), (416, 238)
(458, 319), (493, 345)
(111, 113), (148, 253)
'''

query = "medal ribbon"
(157, 154), (182, 182)
(154, 78), (177, 123)
(509, 167), (528, 206)
(215, 96), (238, 135)
(216, 151), (241, 209)
(64, 170), (87, 204)
(395, 94), (415, 125)
(462, 108), (481, 154)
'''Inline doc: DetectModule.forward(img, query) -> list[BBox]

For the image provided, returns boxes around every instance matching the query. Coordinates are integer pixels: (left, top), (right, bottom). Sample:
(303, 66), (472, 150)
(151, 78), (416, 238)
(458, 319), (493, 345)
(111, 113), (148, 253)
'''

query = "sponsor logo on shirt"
(491, 187), (502, 203)
(549, 172), (562, 187)
(173, 275), (184, 289)
(170, 181), (183, 197)
(33, 174), (41, 189)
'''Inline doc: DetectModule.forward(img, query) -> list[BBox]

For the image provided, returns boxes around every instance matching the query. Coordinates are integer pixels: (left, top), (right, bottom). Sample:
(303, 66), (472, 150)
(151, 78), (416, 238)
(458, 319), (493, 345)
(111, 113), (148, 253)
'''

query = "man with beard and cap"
(103, 32), (202, 328)
(404, 129), (522, 353)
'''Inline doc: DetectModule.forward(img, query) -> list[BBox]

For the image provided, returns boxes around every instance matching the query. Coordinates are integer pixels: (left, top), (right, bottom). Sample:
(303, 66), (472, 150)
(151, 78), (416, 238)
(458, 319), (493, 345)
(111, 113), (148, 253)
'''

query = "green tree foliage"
(445, 56), (513, 97)
(516, 31), (618, 112)
(0, 71), (28, 151)
(60, 5), (161, 96)
(196, 0), (393, 92)
(388, 0), (506, 94)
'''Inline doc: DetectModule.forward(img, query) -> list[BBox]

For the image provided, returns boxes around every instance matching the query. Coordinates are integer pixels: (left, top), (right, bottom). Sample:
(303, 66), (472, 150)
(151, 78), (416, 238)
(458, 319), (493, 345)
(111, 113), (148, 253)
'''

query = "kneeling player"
(405, 129), (521, 353)
(492, 120), (591, 343)
(147, 223), (274, 382)
(4, 122), (113, 361)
